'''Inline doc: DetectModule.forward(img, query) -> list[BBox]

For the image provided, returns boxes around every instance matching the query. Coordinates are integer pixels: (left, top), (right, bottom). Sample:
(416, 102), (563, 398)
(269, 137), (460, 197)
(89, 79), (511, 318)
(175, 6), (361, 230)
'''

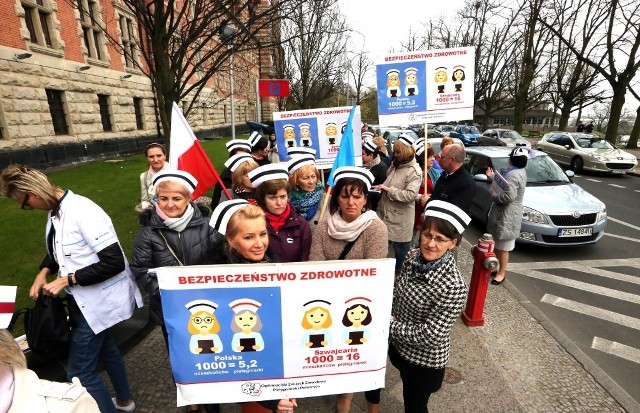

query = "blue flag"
(327, 105), (357, 187)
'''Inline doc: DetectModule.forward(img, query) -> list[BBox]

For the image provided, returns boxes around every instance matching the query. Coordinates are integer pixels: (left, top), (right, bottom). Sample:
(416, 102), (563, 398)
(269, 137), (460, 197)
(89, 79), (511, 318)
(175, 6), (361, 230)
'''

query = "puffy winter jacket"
(130, 203), (224, 325)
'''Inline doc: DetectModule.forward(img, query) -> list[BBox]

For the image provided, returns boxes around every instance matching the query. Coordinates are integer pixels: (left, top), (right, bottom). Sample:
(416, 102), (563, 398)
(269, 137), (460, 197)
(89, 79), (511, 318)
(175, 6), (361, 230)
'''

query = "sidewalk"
(115, 243), (630, 413)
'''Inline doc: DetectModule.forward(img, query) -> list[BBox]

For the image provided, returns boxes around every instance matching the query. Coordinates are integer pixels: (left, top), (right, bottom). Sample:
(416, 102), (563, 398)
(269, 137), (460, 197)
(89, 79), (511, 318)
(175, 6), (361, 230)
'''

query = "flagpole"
(317, 186), (332, 223)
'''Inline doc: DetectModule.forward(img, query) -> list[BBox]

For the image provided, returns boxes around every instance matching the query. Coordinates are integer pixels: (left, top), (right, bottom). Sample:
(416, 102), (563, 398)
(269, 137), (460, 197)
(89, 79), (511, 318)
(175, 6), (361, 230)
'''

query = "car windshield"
(502, 131), (523, 140)
(460, 126), (480, 134)
(492, 155), (570, 185)
(576, 138), (616, 149)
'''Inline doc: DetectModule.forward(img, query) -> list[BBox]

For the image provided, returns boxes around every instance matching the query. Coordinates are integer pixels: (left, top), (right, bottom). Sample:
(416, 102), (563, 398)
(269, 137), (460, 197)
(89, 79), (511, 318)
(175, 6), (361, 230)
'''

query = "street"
(464, 171), (640, 406)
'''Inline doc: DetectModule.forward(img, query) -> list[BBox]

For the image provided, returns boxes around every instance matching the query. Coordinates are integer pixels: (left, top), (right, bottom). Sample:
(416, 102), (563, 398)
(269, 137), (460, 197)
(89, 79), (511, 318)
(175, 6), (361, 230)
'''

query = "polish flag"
(169, 102), (228, 200)
(0, 285), (17, 330)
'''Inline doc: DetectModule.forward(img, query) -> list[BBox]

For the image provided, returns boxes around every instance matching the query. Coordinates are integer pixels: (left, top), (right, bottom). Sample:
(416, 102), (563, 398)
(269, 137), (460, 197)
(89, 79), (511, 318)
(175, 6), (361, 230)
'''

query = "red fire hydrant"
(462, 233), (499, 327)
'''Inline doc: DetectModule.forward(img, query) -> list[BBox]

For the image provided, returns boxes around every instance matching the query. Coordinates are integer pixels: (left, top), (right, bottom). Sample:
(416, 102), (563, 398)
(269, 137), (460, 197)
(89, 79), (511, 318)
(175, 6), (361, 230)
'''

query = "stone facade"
(0, 0), (280, 151)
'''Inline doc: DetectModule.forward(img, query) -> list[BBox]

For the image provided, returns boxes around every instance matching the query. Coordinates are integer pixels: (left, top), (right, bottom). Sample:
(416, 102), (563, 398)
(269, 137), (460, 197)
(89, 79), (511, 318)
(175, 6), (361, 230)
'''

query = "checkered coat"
(389, 248), (468, 368)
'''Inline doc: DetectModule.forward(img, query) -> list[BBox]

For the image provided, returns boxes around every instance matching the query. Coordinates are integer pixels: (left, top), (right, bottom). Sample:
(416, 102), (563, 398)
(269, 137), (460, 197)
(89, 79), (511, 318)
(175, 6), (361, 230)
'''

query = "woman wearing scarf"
(226, 153), (259, 204)
(130, 170), (224, 413)
(374, 134), (422, 275)
(137, 142), (170, 212)
(389, 200), (471, 413)
(210, 200), (297, 413)
(309, 167), (388, 413)
(485, 147), (529, 285)
(287, 149), (325, 231)
(249, 164), (311, 263)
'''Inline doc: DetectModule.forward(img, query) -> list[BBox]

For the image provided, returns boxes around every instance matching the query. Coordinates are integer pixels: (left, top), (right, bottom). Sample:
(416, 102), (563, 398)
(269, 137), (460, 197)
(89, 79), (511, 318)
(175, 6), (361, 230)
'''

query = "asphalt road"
(464, 170), (640, 406)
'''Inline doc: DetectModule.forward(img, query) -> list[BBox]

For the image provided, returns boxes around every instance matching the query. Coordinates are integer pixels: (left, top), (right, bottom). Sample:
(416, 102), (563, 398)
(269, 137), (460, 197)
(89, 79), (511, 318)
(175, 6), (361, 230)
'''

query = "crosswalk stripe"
(540, 294), (640, 331)
(608, 184), (626, 188)
(592, 337), (640, 364)
(603, 233), (640, 243)
(608, 216), (640, 231)
(586, 267), (640, 286)
(513, 270), (640, 304)
(586, 178), (601, 182)
(508, 258), (640, 271)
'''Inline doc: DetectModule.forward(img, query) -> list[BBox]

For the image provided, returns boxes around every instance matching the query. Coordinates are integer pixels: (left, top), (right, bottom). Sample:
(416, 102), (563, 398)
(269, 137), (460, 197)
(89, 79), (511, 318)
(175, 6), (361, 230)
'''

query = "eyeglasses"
(421, 232), (451, 246)
(193, 316), (213, 324)
(21, 193), (33, 210)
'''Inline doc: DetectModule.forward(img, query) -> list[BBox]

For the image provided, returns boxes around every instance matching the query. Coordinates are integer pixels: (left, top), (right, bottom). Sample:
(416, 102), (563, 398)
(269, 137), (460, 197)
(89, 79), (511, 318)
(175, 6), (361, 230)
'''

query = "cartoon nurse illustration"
(326, 122), (338, 145)
(301, 299), (333, 348)
(386, 68), (401, 98)
(185, 299), (223, 354)
(283, 124), (297, 148)
(341, 297), (373, 345)
(229, 298), (265, 352)
(404, 67), (419, 96)
(452, 65), (465, 92)
(299, 123), (312, 147)
(434, 67), (448, 93)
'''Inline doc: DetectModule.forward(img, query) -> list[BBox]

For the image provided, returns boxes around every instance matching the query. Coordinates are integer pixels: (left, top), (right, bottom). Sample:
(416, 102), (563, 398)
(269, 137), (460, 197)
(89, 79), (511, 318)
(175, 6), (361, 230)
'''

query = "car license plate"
(557, 228), (593, 237)
(611, 169), (626, 174)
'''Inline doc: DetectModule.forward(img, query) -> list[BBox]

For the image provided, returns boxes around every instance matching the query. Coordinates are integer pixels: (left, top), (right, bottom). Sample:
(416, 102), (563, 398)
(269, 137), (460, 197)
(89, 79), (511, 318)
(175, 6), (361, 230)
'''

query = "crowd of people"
(0, 127), (526, 413)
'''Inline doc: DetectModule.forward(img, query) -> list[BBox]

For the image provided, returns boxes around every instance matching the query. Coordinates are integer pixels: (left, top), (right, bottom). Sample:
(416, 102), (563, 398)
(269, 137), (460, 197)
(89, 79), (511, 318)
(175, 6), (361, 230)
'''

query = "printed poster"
(376, 47), (475, 126)
(157, 258), (395, 406)
(272, 106), (362, 169)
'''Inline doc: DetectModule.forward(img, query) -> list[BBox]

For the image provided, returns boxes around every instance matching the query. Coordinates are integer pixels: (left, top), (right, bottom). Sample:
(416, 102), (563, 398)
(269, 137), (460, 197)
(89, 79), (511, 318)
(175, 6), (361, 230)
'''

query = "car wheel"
(570, 156), (584, 173)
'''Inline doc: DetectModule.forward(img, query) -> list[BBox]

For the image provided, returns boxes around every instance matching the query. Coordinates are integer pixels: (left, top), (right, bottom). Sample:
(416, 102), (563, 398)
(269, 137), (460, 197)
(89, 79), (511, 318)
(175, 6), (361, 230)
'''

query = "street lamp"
(220, 23), (238, 139)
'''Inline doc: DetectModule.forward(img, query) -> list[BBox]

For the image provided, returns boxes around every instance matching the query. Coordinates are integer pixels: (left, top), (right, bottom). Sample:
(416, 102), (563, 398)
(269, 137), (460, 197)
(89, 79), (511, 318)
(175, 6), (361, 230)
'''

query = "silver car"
(478, 129), (531, 147)
(536, 132), (638, 174)
(464, 147), (607, 246)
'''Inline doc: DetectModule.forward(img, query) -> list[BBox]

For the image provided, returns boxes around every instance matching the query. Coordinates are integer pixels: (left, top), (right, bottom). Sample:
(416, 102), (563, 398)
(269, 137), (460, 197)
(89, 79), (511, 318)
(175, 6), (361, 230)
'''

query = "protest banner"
(157, 258), (395, 406)
(272, 106), (362, 168)
(376, 47), (476, 126)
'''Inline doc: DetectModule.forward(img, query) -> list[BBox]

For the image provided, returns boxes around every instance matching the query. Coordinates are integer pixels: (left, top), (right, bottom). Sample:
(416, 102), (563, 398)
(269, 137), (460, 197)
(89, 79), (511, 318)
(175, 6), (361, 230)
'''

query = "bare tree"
(96, 0), (303, 147)
(346, 51), (373, 105)
(281, 0), (349, 109)
(539, 0), (640, 143)
(625, 86), (640, 148)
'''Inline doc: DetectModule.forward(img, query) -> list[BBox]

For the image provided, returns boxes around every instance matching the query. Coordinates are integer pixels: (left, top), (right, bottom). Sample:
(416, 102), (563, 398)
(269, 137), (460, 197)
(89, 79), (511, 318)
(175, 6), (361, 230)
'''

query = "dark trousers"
(388, 345), (445, 413)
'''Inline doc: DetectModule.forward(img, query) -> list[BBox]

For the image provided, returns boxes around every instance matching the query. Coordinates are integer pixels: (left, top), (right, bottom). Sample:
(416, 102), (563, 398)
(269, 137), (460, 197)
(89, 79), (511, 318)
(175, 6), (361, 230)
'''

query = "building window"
(77, 0), (104, 60)
(98, 94), (112, 132)
(133, 97), (144, 130)
(22, 0), (55, 48)
(46, 89), (68, 135)
(119, 15), (136, 68)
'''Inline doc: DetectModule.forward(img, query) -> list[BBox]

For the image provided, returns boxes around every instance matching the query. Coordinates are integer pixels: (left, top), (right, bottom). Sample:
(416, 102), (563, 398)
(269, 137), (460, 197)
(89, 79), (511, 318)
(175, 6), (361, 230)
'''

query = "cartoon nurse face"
(234, 310), (259, 333)
(284, 128), (296, 140)
(406, 72), (417, 86)
(188, 310), (220, 335)
(453, 69), (465, 81)
(387, 72), (400, 88)
(326, 124), (337, 136)
(346, 305), (369, 327)
(435, 69), (448, 84)
(300, 127), (311, 138)
(302, 306), (332, 330)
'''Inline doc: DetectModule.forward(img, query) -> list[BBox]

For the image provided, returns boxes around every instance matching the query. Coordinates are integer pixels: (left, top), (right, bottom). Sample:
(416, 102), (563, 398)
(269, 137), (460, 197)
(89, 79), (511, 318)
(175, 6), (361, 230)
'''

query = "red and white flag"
(0, 285), (17, 329)
(169, 102), (227, 200)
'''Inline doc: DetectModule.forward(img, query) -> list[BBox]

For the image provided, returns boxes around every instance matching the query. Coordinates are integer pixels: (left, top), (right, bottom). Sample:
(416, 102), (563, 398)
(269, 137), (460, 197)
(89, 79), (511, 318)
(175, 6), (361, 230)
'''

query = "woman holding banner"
(210, 200), (297, 413)
(130, 170), (224, 413)
(309, 166), (388, 413)
(484, 147), (529, 285)
(389, 200), (470, 413)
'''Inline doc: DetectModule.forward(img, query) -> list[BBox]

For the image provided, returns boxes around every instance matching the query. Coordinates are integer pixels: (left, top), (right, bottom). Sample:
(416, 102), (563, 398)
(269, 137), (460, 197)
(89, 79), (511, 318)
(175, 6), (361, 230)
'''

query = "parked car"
(478, 129), (531, 147)
(381, 128), (420, 155)
(449, 125), (481, 146)
(464, 146), (607, 246)
(426, 136), (464, 154)
(535, 132), (638, 174)
(434, 124), (456, 136)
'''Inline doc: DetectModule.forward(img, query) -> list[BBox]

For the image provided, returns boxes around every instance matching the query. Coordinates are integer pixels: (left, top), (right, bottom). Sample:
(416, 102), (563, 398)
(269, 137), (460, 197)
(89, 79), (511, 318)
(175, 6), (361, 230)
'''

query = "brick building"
(0, 0), (281, 166)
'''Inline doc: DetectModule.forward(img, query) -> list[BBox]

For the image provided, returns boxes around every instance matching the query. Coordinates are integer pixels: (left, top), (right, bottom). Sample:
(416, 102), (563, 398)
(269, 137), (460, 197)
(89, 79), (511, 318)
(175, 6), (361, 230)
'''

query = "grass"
(1, 137), (235, 335)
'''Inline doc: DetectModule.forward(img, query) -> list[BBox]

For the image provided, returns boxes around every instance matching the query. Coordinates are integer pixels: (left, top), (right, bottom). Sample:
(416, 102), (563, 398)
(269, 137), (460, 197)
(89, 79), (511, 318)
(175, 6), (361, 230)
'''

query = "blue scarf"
(290, 183), (323, 221)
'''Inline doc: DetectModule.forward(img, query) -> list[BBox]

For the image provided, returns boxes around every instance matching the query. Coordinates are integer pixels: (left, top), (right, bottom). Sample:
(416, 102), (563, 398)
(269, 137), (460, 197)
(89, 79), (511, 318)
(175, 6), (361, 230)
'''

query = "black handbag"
(9, 294), (70, 353)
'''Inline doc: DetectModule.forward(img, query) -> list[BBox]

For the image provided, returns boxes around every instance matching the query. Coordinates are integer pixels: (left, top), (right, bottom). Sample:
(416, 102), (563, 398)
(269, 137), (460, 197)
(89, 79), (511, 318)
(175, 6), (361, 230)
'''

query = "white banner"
(272, 106), (363, 169)
(157, 258), (395, 406)
(376, 47), (476, 126)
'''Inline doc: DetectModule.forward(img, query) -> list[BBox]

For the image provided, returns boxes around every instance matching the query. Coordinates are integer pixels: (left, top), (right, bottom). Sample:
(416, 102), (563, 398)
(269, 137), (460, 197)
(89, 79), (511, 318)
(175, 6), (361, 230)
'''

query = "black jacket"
(130, 203), (224, 325)
(427, 166), (476, 210)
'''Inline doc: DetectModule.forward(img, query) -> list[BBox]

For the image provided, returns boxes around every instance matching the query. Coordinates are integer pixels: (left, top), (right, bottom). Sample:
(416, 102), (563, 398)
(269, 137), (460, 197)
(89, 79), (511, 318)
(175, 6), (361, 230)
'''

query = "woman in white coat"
(0, 165), (142, 413)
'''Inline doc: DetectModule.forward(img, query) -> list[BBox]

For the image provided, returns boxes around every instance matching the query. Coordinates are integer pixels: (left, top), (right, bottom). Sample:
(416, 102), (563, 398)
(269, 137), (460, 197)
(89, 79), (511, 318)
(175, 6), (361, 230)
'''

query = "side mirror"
(565, 170), (575, 178)
(473, 173), (489, 182)
(564, 145), (571, 150)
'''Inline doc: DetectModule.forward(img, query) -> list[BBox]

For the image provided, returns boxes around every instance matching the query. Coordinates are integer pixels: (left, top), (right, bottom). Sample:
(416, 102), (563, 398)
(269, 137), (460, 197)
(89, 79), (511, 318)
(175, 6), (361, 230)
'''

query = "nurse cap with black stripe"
(362, 137), (377, 153)
(225, 139), (251, 153)
(333, 166), (375, 190)
(423, 200), (471, 234)
(224, 153), (253, 172)
(152, 170), (198, 195)
(397, 133), (415, 147)
(248, 164), (289, 188)
(248, 131), (263, 148)
(287, 147), (317, 158)
(288, 154), (316, 175)
(210, 199), (250, 235)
